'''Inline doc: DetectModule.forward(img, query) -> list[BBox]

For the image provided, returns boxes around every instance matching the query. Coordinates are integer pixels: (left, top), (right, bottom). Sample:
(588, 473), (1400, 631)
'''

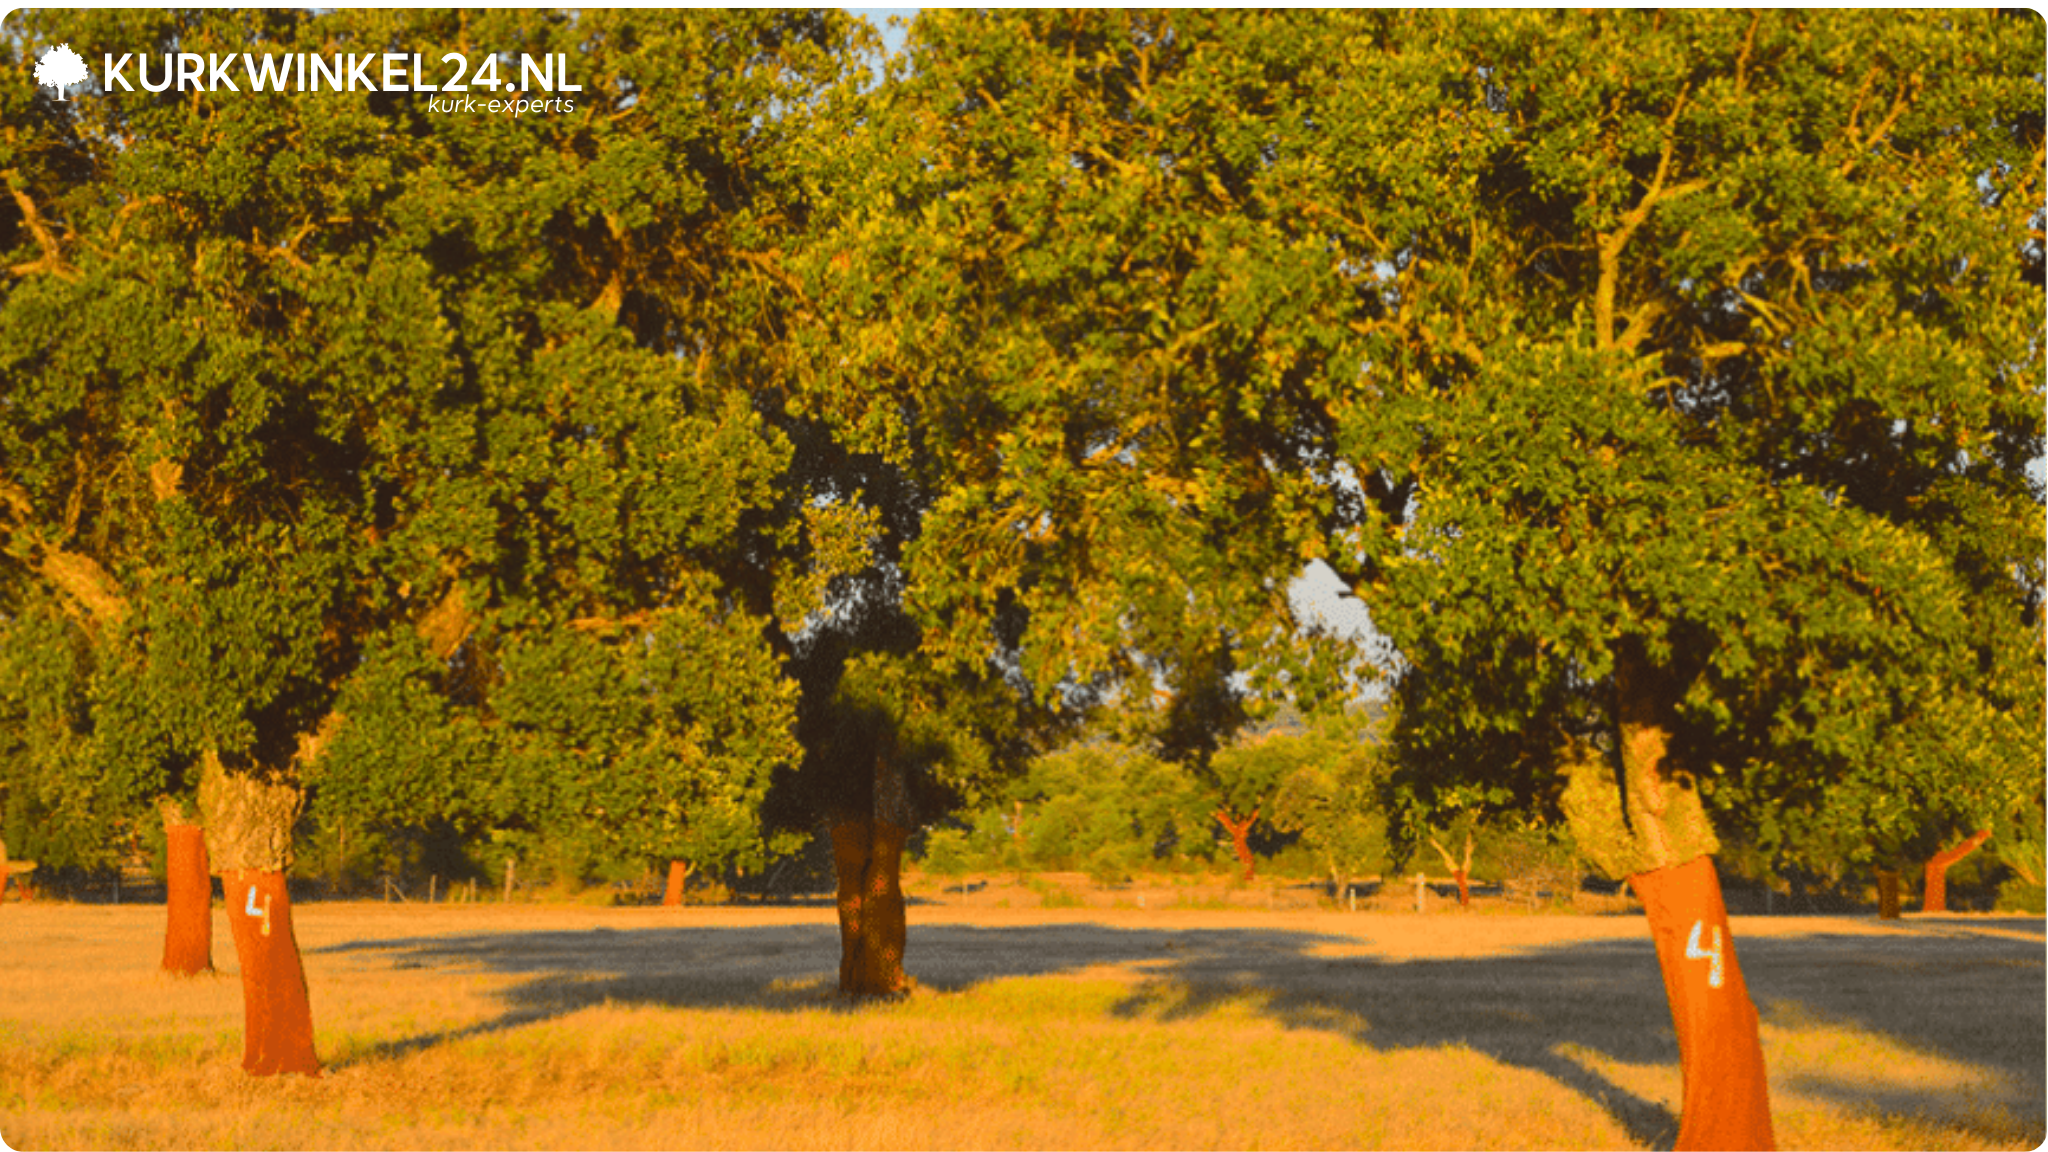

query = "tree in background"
(1004, 739), (1208, 884)
(1270, 707), (1394, 901)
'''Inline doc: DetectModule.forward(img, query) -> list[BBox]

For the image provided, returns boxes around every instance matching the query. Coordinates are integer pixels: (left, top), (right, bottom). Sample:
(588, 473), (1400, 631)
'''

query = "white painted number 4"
(1685, 920), (1725, 989)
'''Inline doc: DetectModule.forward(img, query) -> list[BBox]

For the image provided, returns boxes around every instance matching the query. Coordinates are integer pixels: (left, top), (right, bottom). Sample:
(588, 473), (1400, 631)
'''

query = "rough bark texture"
(1876, 870), (1903, 920)
(197, 752), (302, 874)
(161, 818), (214, 975)
(223, 869), (320, 1076)
(831, 752), (911, 997)
(1630, 855), (1776, 1151)
(662, 860), (688, 907)
(831, 817), (909, 996)
(1215, 808), (1258, 882)
(1922, 830), (1992, 914)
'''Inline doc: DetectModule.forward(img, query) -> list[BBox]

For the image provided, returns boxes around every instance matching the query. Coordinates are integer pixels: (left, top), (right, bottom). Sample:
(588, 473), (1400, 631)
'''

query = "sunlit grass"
(0, 903), (2038, 1150)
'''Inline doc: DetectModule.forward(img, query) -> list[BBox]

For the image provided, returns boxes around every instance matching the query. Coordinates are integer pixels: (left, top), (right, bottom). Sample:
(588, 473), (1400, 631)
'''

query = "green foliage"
(1310, 11), (2045, 872)
(1, 9), (864, 878)
(1270, 709), (1396, 888)
(1004, 741), (1210, 878)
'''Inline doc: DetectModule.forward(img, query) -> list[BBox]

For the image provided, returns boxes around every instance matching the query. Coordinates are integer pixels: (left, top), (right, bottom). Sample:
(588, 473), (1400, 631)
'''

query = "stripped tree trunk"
(199, 751), (320, 1077)
(1614, 647), (1773, 1151)
(1565, 643), (1774, 1151)
(831, 752), (910, 997)
(662, 859), (688, 907)
(1629, 855), (1774, 1152)
(222, 868), (319, 1075)
(1214, 807), (1259, 882)
(1431, 832), (1474, 908)
(160, 800), (213, 975)
(1922, 830), (1992, 914)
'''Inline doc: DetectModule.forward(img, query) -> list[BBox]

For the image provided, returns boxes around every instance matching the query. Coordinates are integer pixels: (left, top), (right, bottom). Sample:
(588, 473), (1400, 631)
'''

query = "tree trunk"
(1214, 807), (1258, 882)
(223, 869), (320, 1076)
(662, 859), (688, 907)
(1876, 869), (1903, 920)
(831, 816), (908, 996)
(199, 751), (318, 1076)
(831, 751), (911, 998)
(1629, 855), (1775, 1151)
(161, 819), (214, 975)
(1431, 834), (1474, 908)
(1561, 643), (1774, 1150)
(1922, 830), (1992, 914)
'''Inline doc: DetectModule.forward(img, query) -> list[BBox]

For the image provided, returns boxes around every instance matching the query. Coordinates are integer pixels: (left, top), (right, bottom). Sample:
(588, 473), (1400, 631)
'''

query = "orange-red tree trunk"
(223, 870), (320, 1076)
(1922, 830), (1992, 914)
(161, 822), (214, 975)
(1630, 855), (1775, 1151)
(1214, 808), (1258, 882)
(831, 816), (908, 996)
(662, 860), (688, 907)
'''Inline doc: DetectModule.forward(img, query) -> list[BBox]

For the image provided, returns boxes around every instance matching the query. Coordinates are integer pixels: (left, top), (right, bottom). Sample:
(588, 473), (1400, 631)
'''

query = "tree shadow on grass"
(312, 916), (2043, 1147)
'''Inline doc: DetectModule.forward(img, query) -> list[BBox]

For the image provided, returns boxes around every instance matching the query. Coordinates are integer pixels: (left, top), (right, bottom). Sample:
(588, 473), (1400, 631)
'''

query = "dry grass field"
(0, 876), (2040, 1150)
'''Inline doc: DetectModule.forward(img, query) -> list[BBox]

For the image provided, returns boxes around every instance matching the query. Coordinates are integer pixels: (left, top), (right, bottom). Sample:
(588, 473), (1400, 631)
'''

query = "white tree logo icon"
(34, 44), (89, 102)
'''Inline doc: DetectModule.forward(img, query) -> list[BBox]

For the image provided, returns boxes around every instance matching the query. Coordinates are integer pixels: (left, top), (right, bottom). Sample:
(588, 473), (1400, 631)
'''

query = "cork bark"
(832, 751), (911, 997)
(197, 750), (302, 875)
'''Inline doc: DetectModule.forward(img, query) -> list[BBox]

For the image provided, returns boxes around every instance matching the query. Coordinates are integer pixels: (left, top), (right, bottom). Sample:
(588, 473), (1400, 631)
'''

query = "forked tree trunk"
(199, 752), (320, 1076)
(161, 809), (214, 975)
(1922, 830), (1992, 914)
(1214, 807), (1258, 882)
(831, 752), (911, 997)
(223, 869), (320, 1075)
(1431, 833), (1474, 908)
(662, 859), (688, 907)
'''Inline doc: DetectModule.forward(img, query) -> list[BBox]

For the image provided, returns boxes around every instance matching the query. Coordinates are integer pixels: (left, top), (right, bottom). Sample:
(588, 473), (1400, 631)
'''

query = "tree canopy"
(2, 9), (2039, 899)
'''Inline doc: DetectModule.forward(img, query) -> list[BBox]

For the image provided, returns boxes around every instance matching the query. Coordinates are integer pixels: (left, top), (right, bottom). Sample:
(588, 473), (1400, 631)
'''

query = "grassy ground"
(0, 881), (2040, 1150)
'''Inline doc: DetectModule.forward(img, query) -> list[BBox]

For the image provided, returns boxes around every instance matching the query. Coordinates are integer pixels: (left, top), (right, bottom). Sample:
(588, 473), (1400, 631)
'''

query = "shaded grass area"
(0, 906), (2040, 1149)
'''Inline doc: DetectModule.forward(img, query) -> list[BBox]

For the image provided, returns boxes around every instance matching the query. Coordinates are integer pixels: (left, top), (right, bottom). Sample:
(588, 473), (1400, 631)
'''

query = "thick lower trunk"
(0, 861), (9, 904)
(161, 822), (214, 975)
(223, 869), (320, 1076)
(199, 750), (316, 1075)
(1876, 870), (1903, 920)
(1630, 856), (1774, 1151)
(662, 859), (688, 907)
(1453, 868), (1470, 907)
(1215, 808), (1258, 882)
(830, 816), (908, 997)
(1561, 643), (1773, 1148)
(1922, 830), (1992, 914)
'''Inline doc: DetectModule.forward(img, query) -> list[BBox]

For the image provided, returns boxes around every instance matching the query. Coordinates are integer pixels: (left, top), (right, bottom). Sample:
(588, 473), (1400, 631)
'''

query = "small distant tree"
(1008, 741), (1207, 880)
(1272, 709), (1394, 900)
